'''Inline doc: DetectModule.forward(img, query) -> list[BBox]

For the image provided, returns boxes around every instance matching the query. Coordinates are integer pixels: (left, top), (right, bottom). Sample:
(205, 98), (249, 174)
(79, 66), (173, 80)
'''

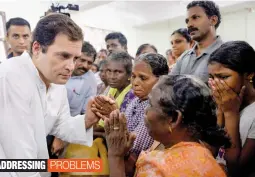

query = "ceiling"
(1, 0), (255, 29)
(69, 0), (255, 27)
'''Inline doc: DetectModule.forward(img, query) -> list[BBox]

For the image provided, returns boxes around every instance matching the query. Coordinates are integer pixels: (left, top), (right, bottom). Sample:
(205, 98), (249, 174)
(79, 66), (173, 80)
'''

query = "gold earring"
(169, 126), (172, 133)
(250, 78), (253, 83)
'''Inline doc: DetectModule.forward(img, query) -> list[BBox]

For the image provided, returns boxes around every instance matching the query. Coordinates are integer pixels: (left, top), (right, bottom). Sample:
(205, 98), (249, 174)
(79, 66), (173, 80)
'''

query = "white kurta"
(0, 52), (93, 177)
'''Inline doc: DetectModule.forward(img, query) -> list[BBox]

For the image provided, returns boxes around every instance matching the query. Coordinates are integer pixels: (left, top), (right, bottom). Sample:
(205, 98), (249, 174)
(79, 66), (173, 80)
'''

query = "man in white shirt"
(0, 14), (102, 177)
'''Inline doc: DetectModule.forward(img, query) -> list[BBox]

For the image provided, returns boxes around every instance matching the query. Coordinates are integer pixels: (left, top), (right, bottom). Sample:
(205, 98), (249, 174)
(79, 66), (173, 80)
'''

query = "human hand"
(85, 98), (102, 129)
(208, 78), (245, 114)
(91, 95), (118, 119)
(104, 110), (136, 157)
(51, 137), (65, 156)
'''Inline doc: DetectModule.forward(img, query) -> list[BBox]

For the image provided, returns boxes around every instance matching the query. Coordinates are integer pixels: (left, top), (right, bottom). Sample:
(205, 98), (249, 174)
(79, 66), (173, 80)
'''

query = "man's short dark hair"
(6, 17), (31, 33)
(187, 1), (221, 29)
(82, 41), (97, 62)
(105, 32), (127, 47)
(32, 13), (83, 53)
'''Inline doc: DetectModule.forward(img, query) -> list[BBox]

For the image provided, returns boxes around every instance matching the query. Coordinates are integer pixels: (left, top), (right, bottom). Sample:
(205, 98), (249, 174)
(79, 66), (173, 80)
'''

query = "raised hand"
(208, 78), (245, 114)
(104, 110), (136, 157)
(91, 95), (118, 119)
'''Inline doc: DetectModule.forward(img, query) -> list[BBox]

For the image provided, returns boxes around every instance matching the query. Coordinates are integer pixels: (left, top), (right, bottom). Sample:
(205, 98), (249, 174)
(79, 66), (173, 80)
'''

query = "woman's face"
(106, 61), (130, 90)
(131, 61), (158, 100)
(208, 62), (244, 94)
(99, 64), (108, 85)
(144, 85), (171, 145)
(91, 65), (98, 73)
(171, 33), (190, 58)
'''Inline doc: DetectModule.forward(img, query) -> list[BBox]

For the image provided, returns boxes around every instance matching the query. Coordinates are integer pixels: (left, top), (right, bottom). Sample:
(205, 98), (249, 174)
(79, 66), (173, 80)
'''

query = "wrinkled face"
(106, 61), (130, 90)
(171, 33), (190, 58)
(106, 39), (126, 55)
(208, 62), (244, 94)
(73, 53), (94, 76)
(32, 33), (82, 85)
(144, 84), (171, 144)
(99, 64), (108, 85)
(186, 6), (213, 42)
(131, 61), (158, 100)
(7, 25), (31, 55)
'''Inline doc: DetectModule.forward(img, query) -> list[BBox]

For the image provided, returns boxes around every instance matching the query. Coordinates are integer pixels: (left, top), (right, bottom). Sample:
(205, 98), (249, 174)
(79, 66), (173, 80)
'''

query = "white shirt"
(0, 52), (93, 177)
(240, 102), (255, 146)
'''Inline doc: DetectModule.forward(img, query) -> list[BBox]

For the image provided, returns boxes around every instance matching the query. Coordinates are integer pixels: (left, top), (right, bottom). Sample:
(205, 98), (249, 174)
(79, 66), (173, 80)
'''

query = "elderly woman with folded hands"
(94, 75), (231, 177)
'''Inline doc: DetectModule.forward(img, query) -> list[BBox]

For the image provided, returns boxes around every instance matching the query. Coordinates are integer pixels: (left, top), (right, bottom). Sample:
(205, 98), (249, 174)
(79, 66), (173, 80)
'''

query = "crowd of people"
(0, 1), (255, 177)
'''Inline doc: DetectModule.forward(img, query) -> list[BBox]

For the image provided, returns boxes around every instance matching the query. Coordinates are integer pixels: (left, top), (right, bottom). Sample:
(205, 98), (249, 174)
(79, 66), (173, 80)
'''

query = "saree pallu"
(135, 142), (227, 177)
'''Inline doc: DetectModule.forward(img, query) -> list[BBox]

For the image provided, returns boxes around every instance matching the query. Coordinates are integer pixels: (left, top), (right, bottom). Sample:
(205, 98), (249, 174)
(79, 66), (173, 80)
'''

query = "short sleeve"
(248, 117), (255, 139)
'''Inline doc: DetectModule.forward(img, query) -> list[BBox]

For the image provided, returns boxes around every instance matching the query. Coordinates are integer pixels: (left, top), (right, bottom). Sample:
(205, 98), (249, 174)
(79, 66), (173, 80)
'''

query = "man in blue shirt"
(66, 41), (98, 116)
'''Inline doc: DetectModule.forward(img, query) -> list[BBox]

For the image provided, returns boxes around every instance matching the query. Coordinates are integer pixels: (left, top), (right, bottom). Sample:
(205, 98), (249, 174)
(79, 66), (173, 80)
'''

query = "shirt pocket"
(69, 89), (84, 110)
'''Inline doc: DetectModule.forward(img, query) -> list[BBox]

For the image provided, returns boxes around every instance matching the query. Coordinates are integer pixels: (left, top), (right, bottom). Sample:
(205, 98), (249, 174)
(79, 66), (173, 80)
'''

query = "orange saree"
(135, 142), (226, 177)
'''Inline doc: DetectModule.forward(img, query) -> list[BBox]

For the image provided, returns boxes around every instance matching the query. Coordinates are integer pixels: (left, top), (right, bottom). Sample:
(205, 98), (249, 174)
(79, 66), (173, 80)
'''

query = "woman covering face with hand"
(208, 41), (255, 177)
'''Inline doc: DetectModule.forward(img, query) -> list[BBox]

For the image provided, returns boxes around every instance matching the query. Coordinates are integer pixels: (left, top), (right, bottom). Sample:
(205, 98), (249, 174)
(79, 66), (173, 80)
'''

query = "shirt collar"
(21, 51), (52, 90)
(71, 70), (92, 79)
(188, 36), (223, 55)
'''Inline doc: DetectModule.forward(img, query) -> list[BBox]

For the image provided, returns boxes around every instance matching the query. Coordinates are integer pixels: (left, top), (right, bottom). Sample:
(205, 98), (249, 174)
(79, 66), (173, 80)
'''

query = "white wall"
(135, 8), (255, 56)
(71, 4), (141, 57)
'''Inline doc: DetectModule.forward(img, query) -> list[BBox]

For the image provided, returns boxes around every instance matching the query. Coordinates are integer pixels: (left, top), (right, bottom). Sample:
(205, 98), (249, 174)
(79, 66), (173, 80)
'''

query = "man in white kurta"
(0, 14), (100, 177)
(0, 52), (94, 177)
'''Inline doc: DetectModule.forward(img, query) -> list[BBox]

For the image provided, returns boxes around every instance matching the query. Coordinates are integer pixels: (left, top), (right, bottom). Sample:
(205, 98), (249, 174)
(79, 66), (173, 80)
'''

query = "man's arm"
(49, 87), (94, 146)
(0, 75), (40, 177)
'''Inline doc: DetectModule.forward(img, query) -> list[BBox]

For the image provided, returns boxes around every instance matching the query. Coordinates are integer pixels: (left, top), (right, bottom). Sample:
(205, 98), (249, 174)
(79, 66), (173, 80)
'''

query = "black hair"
(6, 17), (31, 33)
(136, 43), (158, 57)
(32, 13), (83, 54)
(92, 63), (99, 72)
(156, 75), (231, 148)
(171, 28), (191, 42)
(187, 1), (221, 29)
(136, 53), (169, 77)
(107, 51), (133, 76)
(82, 41), (97, 62)
(99, 49), (108, 55)
(209, 41), (255, 87)
(105, 32), (127, 47)
(98, 60), (108, 70)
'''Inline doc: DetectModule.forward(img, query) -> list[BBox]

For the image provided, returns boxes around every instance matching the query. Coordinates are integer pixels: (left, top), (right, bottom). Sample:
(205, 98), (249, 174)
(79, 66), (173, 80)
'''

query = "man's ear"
(210, 15), (218, 28)
(124, 45), (128, 51)
(31, 41), (41, 56)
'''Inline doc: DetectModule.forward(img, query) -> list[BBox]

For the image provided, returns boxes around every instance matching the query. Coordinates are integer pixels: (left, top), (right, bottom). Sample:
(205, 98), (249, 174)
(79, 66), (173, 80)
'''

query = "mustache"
(188, 27), (198, 34)
(77, 68), (88, 72)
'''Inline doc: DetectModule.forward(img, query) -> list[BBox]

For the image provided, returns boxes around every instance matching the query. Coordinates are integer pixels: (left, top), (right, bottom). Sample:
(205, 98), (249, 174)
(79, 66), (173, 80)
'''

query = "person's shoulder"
(86, 70), (97, 85)
(179, 49), (192, 60)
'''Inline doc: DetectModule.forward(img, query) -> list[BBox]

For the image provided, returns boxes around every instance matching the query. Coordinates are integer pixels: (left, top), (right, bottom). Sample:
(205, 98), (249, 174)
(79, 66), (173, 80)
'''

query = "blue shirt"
(66, 70), (97, 116)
